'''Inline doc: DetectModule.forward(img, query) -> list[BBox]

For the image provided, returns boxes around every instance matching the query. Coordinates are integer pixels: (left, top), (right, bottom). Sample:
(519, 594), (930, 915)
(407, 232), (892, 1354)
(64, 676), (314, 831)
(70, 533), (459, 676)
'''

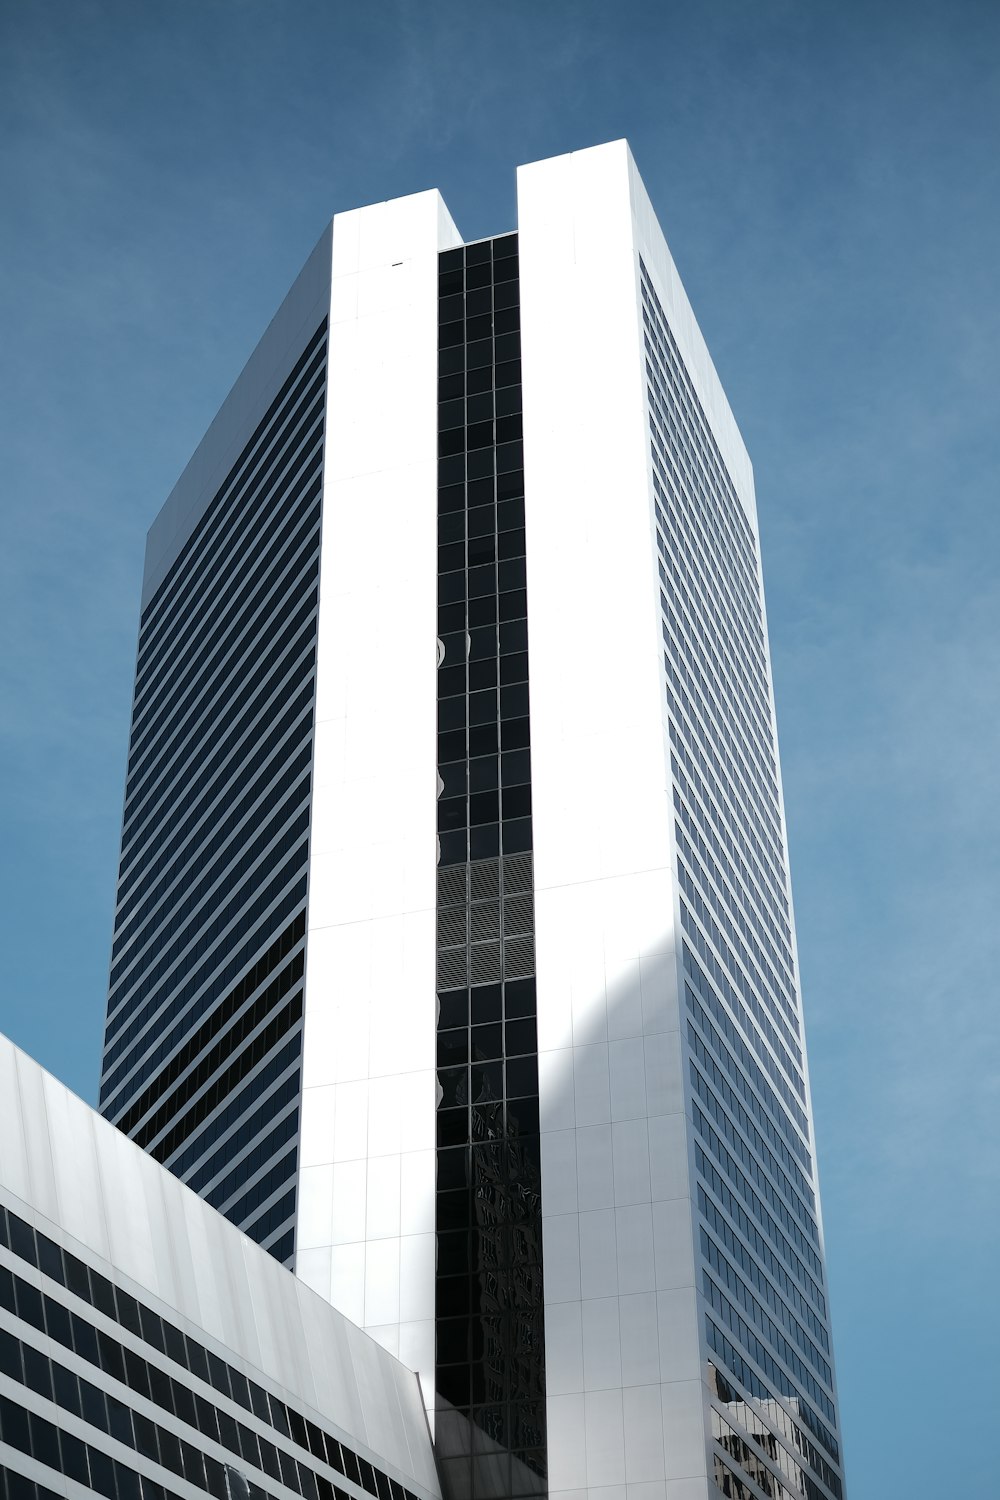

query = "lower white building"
(0, 1030), (440, 1500)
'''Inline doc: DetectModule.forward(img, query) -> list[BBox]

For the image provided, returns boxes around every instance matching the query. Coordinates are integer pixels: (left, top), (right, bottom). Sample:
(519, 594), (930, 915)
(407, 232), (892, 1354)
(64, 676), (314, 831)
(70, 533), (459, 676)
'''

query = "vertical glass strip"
(435, 235), (547, 1500)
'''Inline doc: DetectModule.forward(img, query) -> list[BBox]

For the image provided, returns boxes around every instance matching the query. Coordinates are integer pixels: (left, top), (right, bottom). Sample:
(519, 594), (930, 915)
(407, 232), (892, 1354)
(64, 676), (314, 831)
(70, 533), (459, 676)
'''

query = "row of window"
(708, 1331), (840, 1497)
(121, 468), (317, 861)
(438, 385), (522, 434)
(148, 997), (302, 1164)
(652, 459), (770, 745)
(676, 816), (794, 1012)
(670, 718), (787, 940)
(690, 1026), (815, 1214)
(116, 673), (312, 939)
(701, 1229), (832, 1390)
(699, 1184), (827, 1349)
(710, 1362), (842, 1498)
(130, 398), (323, 754)
(111, 731), (312, 985)
(103, 707), (311, 1094)
(106, 849), (308, 1090)
(109, 827), (310, 1056)
(204, 1109), (299, 1215)
(168, 1035), (300, 1181)
(652, 440), (770, 765)
(125, 977), (302, 1186)
(129, 389), (323, 730)
(116, 643), (313, 924)
(117, 597), (316, 971)
(692, 1060), (816, 1240)
(243, 1184), (297, 1250)
(681, 867), (802, 1075)
(665, 653), (788, 920)
(712, 1405), (814, 1500)
(659, 571), (777, 805)
(671, 780), (791, 1014)
(136, 319), (326, 647)
(704, 1273), (836, 1425)
(701, 1190), (829, 1358)
(127, 453), (323, 778)
(438, 978), (536, 1025)
(666, 667), (787, 935)
(437, 895), (534, 948)
(652, 480), (771, 758)
(695, 1109), (823, 1290)
(674, 777), (789, 970)
(111, 930), (303, 1135)
(438, 1101), (540, 1153)
(118, 586), (315, 905)
(436, 938), (536, 993)
(0, 1405), (190, 1500)
(109, 666), (313, 1034)
(642, 311), (760, 625)
(639, 268), (756, 567)
(665, 644), (786, 910)
(123, 529), (319, 821)
(687, 983), (813, 1179)
(662, 600), (778, 833)
(707, 1322), (840, 1473)
(696, 1149), (826, 1339)
(676, 799), (791, 995)
(682, 900), (805, 1107)
(111, 779), (309, 997)
(686, 966), (810, 1186)
(188, 1082), (299, 1201)
(438, 679), (530, 731)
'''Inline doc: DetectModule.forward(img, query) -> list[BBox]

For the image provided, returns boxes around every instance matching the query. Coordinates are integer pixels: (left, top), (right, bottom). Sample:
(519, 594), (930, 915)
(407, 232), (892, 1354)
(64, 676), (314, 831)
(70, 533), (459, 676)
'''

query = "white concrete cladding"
(0, 1030), (441, 1497)
(295, 192), (463, 1414)
(518, 141), (753, 1500)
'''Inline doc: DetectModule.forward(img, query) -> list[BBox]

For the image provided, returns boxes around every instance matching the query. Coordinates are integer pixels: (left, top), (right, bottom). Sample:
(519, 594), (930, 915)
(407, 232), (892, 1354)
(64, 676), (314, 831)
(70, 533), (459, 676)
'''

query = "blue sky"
(1, 1), (998, 1492)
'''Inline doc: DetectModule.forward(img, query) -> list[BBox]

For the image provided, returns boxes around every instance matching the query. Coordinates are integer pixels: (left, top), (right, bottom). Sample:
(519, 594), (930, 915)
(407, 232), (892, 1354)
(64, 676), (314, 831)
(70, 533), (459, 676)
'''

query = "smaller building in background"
(0, 1030), (440, 1500)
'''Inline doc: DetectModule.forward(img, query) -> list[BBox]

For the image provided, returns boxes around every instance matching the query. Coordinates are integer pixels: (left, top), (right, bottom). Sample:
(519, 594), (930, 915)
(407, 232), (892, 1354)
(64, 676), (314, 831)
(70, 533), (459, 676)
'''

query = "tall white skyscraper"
(100, 141), (846, 1500)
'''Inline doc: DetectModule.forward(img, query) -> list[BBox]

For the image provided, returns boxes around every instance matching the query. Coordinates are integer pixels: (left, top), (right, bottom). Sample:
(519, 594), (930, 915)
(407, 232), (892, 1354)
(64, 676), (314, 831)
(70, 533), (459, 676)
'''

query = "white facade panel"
(298, 190), (463, 1417)
(518, 141), (711, 1500)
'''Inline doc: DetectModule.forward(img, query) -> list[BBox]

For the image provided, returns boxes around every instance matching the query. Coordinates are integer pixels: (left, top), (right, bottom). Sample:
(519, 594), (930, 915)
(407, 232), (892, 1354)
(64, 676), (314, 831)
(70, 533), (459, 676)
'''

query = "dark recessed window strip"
(0, 1200), (422, 1500)
(434, 234), (547, 1500)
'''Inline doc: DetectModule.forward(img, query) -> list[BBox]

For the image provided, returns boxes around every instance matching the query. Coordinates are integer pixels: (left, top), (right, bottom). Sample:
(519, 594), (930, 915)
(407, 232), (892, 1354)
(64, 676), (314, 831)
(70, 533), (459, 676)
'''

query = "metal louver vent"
(503, 895), (534, 938)
(437, 867), (468, 908)
(437, 908), (469, 948)
(470, 859), (502, 901)
(470, 903), (502, 942)
(470, 942), (503, 984)
(503, 936), (535, 979)
(502, 853), (533, 896)
(437, 948), (469, 990)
